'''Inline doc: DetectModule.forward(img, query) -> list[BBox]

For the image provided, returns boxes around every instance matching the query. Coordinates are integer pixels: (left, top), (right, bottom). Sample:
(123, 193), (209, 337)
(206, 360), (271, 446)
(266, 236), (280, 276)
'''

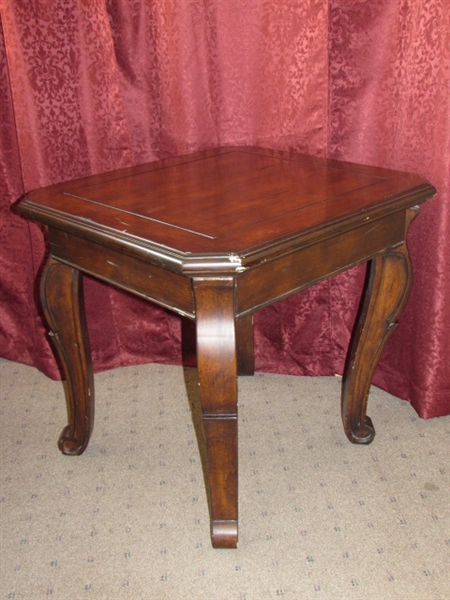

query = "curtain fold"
(1, 0), (448, 417)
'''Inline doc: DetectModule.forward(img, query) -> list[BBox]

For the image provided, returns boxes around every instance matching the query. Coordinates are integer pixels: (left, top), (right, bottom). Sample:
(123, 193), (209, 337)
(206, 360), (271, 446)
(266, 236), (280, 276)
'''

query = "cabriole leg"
(40, 256), (94, 455)
(342, 208), (418, 444)
(194, 278), (238, 548)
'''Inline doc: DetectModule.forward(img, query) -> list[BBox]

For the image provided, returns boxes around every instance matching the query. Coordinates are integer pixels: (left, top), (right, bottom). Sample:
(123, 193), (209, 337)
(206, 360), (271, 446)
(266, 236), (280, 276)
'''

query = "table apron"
(49, 210), (406, 321)
(48, 229), (195, 318)
(236, 211), (406, 316)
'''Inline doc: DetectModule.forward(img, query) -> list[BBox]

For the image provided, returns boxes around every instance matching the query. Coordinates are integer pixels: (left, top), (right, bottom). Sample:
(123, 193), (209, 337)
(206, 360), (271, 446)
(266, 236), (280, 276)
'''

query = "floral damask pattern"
(328, 0), (450, 416)
(1, 0), (448, 416)
(105, 0), (329, 162)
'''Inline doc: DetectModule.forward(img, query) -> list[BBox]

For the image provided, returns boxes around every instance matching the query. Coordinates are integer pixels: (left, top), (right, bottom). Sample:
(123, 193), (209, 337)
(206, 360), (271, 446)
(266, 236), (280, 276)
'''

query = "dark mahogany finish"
(17, 147), (435, 548)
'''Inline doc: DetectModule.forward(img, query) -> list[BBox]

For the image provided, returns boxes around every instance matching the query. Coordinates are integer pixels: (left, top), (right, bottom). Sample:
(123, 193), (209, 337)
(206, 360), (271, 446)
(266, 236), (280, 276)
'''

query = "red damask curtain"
(1, 1), (448, 418)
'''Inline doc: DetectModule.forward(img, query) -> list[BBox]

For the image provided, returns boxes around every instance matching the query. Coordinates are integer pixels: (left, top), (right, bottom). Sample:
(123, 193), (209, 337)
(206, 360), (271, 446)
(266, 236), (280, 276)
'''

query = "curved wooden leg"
(194, 278), (238, 548)
(40, 257), (94, 455)
(342, 208), (418, 444)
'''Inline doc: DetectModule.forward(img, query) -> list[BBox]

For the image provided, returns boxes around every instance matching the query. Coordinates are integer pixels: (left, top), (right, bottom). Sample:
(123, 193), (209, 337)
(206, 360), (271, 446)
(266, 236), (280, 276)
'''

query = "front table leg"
(40, 256), (95, 455)
(342, 208), (418, 444)
(193, 278), (238, 548)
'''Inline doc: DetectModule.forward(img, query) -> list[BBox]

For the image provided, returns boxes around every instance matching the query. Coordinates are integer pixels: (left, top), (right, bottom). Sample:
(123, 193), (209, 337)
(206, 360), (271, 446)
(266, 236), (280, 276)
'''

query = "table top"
(19, 147), (434, 269)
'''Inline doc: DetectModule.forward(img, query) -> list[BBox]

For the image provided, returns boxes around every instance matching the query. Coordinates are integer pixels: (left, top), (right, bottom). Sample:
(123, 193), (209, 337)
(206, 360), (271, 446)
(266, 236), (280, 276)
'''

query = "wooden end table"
(17, 147), (435, 548)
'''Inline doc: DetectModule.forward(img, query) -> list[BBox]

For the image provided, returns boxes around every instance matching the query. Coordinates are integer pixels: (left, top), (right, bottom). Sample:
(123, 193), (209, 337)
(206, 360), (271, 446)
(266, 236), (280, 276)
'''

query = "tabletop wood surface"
(21, 147), (433, 265)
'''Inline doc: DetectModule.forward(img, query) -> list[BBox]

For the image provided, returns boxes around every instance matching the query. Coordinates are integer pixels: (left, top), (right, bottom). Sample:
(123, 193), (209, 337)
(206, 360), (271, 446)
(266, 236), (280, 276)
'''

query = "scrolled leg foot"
(346, 416), (375, 445)
(58, 425), (88, 456)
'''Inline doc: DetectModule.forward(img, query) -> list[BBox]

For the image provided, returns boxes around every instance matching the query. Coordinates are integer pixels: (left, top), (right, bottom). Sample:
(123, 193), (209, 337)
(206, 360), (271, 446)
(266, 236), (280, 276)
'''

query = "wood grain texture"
(193, 278), (238, 548)
(39, 258), (94, 456)
(341, 208), (419, 444)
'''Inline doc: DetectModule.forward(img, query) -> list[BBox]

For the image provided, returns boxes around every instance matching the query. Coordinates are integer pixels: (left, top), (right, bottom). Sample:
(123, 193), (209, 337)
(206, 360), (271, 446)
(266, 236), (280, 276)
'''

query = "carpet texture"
(1, 359), (449, 599)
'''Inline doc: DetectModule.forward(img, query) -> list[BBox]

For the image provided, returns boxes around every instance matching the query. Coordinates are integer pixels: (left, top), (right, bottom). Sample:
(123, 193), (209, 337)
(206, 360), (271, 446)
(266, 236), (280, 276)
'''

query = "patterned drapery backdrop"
(1, 1), (448, 417)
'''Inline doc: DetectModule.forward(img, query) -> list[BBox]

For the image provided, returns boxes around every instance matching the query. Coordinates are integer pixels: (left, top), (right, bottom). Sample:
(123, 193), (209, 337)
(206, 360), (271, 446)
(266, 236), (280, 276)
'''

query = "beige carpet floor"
(1, 358), (449, 600)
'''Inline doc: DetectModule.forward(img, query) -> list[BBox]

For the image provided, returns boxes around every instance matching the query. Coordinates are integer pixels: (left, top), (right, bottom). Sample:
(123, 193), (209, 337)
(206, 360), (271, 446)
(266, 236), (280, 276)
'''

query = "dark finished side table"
(17, 146), (435, 548)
